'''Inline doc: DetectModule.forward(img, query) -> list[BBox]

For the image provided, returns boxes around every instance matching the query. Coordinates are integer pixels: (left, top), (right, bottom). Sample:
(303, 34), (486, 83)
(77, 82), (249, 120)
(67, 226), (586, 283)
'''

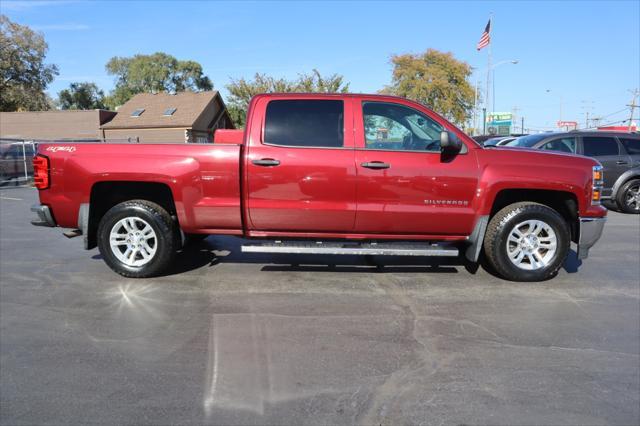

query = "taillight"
(592, 165), (603, 205)
(33, 155), (50, 189)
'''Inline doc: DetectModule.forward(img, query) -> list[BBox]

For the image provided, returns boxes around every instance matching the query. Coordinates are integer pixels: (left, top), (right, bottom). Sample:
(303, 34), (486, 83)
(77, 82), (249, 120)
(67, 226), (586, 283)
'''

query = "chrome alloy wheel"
(109, 217), (157, 267)
(506, 219), (557, 271)
(625, 183), (640, 211)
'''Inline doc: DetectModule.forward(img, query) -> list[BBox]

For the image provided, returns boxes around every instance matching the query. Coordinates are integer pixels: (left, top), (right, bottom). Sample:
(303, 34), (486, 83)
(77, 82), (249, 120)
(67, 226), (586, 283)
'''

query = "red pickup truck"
(31, 93), (607, 281)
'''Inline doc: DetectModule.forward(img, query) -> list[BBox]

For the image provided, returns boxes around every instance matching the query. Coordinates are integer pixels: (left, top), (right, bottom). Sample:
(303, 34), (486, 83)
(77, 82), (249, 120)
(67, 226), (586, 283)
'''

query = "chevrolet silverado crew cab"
(31, 94), (607, 282)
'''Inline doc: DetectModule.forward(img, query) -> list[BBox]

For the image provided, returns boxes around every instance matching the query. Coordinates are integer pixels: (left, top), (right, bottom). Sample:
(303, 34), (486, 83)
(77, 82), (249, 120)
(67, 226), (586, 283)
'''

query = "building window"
(163, 107), (177, 116)
(131, 108), (145, 117)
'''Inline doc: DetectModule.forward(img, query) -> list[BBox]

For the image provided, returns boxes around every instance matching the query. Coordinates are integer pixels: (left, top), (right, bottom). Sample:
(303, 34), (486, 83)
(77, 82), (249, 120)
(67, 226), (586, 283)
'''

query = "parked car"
(0, 141), (35, 184)
(506, 131), (640, 213)
(31, 94), (606, 282)
(483, 136), (519, 147)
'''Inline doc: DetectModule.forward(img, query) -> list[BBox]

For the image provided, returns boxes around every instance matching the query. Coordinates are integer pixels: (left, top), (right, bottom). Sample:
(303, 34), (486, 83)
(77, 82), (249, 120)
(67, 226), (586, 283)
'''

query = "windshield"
(506, 133), (551, 147)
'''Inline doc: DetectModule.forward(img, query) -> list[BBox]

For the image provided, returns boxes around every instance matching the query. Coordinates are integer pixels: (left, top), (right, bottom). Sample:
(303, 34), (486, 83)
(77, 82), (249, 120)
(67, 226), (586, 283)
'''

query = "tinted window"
(506, 133), (551, 147)
(540, 137), (576, 153)
(620, 137), (640, 155)
(264, 100), (343, 148)
(362, 102), (443, 152)
(582, 137), (619, 157)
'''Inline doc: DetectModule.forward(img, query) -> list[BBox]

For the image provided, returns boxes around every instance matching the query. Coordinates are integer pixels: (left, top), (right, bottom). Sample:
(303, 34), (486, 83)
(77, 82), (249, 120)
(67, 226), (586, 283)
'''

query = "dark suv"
(505, 131), (640, 213)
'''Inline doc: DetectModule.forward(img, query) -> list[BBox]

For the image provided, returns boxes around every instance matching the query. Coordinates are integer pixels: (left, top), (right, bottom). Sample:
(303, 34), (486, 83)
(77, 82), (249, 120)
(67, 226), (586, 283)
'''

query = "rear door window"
(619, 137), (640, 155)
(264, 100), (344, 148)
(582, 137), (619, 157)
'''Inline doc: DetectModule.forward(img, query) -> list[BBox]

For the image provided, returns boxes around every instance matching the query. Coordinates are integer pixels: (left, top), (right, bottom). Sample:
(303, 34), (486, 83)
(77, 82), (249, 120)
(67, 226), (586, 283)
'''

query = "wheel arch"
(84, 181), (177, 250)
(488, 189), (580, 243)
(611, 167), (640, 200)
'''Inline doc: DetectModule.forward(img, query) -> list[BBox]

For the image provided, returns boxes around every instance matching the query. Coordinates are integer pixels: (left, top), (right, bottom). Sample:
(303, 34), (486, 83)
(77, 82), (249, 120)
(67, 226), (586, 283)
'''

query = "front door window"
(362, 102), (443, 152)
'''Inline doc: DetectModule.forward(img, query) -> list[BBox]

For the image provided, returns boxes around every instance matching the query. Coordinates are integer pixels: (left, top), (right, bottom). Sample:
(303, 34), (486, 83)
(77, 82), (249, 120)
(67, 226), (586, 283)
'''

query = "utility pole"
(512, 106), (520, 134)
(581, 99), (594, 129)
(627, 89), (639, 131)
(521, 117), (525, 134)
(586, 111), (590, 129)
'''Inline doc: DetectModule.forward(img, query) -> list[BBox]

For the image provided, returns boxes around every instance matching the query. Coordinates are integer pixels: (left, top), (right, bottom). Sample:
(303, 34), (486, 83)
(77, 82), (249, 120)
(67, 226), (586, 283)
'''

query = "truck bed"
(38, 143), (243, 233)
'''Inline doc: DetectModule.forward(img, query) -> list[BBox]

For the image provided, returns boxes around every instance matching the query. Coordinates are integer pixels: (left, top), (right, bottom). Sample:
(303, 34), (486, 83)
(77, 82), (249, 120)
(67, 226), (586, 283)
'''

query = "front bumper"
(31, 204), (56, 227)
(577, 217), (606, 259)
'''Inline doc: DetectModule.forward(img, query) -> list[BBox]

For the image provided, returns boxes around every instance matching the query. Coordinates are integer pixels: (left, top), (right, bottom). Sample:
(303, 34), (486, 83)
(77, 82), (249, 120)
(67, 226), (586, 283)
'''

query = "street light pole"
(491, 59), (518, 117)
(482, 107), (487, 135)
(476, 59), (518, 135)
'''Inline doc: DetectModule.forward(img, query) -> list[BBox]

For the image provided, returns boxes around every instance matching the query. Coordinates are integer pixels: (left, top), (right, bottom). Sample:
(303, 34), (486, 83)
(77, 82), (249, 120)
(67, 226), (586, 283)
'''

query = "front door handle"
(252, 158), (280, 167)
(361, 161), (390, 170)
(616, 160), (629, 165)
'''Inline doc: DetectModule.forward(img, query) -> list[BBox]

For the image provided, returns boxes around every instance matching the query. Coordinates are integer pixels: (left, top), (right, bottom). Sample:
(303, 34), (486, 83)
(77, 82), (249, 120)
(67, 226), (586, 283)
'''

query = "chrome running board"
(241, 241), (459, 257)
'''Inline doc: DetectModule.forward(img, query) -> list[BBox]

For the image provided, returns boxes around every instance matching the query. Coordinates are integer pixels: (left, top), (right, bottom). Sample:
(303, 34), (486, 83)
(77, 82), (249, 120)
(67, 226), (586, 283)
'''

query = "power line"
(582, 117), (638, 130)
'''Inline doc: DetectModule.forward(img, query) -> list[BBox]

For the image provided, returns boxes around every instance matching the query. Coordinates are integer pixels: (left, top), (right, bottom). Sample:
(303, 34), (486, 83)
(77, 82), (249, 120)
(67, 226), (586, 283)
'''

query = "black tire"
(97, 200), (176, 278)
(615, 179), (640, 214)
(483, 202), (570, 282)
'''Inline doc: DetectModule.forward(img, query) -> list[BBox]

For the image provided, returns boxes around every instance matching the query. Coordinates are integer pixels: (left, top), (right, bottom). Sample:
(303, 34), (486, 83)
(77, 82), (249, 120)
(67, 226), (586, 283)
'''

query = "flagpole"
(485, 13), (492, 135)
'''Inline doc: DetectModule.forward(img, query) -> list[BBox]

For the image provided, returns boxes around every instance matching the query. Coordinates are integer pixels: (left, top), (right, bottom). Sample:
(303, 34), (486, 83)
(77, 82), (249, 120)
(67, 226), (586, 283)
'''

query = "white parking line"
(0, 196), (23, 201)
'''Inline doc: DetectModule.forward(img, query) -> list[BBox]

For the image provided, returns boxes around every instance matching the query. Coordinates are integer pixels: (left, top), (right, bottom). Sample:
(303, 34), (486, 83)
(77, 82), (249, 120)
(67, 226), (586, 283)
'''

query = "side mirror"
(440, 131), (462, 154)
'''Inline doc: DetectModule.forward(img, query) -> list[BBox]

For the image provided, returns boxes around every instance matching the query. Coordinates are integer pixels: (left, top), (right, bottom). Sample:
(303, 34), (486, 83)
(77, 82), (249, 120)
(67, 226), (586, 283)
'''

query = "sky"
(2, 0), (639, 131)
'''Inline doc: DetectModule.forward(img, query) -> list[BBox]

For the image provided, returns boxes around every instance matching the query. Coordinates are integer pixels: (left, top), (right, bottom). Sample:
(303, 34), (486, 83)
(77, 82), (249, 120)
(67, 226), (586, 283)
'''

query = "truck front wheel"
(97, 200), (176, 278)
(483, 202), (570, 282)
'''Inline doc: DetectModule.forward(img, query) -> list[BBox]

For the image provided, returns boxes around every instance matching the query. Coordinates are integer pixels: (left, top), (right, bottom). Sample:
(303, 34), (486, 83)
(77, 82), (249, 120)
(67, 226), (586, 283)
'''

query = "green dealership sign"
(487, 112), (513, 136)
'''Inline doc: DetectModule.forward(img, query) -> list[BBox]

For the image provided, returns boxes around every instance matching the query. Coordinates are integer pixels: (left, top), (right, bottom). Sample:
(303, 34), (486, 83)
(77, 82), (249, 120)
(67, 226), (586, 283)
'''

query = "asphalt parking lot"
(1, 186), (639, 426)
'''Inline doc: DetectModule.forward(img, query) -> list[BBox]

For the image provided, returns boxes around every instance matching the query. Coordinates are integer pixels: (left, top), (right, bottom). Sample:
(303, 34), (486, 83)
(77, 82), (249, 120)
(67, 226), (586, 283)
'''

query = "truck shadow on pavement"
(162, 236), (467, 276)
(160, 236), (583, 279)
(93, 235), (583, 279)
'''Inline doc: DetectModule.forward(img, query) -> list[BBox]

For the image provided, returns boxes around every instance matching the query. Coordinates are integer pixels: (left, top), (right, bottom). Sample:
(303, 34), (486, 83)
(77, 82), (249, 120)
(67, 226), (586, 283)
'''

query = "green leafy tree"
(382, 49), (474, 126)
(0, 15), (59, 111)
(104, 52), (213, 109)
(57, 82), (106, 110)
(226, 69), (350, 127)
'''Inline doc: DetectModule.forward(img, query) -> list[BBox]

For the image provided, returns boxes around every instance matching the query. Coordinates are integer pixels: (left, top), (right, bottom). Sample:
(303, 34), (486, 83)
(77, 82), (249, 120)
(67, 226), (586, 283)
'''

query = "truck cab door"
(353, 99), (479, 236)
(245, 97), (357, 233)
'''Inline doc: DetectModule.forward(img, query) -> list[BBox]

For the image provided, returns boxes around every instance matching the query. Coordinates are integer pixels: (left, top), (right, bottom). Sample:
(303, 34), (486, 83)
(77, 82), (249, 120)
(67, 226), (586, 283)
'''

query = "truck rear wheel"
(97, 200), (176, 278)
(483, 202), (570, 282)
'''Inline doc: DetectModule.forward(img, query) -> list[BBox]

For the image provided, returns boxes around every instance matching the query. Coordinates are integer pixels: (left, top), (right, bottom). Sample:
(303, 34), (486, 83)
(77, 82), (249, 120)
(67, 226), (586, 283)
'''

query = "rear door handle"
(361, 161), (390, 170)
(616, 160), (629, 165)
(252, 158), (280, 167)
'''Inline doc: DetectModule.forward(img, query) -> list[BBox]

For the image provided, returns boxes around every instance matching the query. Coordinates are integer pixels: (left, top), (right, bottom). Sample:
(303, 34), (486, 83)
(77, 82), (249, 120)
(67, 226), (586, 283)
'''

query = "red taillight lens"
(33, 155), (50, 189)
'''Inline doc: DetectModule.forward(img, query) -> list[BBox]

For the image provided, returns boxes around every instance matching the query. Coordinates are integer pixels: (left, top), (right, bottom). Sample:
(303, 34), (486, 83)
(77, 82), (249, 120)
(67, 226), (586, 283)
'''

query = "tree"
(104, 52), (213, 109)
(57, 82), (106, 110)
(382, 49), (475, 126)
(225, 69), (350, 127)
(0, 15), (59, 111)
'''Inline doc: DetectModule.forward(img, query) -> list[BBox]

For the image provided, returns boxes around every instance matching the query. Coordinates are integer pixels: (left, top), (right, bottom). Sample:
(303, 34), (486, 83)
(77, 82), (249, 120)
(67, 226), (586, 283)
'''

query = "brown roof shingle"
(102, 91), (219, 129)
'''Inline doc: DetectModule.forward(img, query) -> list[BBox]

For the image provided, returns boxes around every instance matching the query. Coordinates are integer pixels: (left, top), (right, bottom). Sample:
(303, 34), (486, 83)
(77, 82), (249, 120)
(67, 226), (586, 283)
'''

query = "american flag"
(477, 19), (491, 51)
